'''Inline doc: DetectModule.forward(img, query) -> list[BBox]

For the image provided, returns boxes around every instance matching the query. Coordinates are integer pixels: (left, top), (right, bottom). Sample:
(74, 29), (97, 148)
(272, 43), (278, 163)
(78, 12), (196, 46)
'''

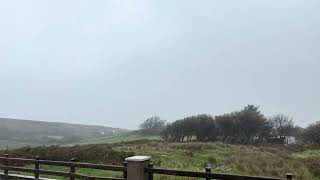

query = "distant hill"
(0, 118), (128, 149)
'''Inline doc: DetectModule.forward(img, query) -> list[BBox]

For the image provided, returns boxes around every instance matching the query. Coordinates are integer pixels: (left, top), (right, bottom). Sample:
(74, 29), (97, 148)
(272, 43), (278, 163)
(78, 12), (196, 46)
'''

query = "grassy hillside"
(112, 141), (319, 180)
(76, 131), (161, 145)
(0, 118), (127, 149)
(2, 140), (319, 180)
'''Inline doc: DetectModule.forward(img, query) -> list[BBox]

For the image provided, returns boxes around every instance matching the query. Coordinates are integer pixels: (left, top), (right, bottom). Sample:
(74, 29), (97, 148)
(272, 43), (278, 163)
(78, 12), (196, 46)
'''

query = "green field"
(294, 149), (320, 159)
(75, 131), (161, 145)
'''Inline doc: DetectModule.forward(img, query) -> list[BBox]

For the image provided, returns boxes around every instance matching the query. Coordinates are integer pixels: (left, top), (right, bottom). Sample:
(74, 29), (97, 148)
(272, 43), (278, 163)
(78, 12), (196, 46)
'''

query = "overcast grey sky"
(0, 0), (319, 129)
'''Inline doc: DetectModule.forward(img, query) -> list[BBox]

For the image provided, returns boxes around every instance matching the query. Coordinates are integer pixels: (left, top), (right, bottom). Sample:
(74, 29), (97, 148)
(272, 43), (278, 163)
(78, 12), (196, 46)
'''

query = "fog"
(0, 0), (319, 129)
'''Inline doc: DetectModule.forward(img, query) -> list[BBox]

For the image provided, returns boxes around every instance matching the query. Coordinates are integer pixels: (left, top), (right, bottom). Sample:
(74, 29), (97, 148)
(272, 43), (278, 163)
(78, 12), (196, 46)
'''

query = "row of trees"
(160, 105), (296, 144)
(139, 105), (320, 145)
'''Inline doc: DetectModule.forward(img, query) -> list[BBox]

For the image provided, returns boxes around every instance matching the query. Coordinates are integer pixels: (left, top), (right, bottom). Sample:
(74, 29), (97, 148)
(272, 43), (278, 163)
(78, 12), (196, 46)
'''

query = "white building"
(284, 136), (296, 144)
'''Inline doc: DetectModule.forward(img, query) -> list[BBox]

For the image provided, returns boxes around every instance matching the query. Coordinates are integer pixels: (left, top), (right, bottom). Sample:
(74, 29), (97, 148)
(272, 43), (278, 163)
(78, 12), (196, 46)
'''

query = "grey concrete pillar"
(125, 156), (150, 180)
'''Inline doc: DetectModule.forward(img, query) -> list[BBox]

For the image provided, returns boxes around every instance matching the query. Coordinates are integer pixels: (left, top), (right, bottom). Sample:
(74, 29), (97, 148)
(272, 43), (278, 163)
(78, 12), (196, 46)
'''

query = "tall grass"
(1, 140), (319, 180)
(0, 144), (134, 164)
(113, 141), (320, 180)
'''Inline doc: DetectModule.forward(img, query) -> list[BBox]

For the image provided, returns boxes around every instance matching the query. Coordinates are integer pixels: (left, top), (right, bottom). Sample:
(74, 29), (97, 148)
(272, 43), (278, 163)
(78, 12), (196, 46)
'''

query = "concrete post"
(125, 156), (150, 180)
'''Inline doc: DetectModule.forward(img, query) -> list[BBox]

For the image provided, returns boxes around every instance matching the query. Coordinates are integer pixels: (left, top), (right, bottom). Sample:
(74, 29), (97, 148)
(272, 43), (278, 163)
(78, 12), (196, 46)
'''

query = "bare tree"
(139, 116), (166, 135)
(269, 114), (294, 138)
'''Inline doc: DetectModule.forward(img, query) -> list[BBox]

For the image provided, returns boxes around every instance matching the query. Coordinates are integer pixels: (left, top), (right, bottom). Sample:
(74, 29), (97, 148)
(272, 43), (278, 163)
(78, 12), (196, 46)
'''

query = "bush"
(0, 144), (134, 165)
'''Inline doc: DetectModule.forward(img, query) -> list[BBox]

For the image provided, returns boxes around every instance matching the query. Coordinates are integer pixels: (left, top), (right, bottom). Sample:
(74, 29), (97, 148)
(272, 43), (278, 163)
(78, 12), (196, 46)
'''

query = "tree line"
(139, 105), (320, 145)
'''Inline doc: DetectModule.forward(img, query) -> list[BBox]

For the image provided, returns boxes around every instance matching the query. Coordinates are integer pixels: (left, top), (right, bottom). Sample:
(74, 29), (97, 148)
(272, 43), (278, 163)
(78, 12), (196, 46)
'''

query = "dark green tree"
(303, 121), (320, 145)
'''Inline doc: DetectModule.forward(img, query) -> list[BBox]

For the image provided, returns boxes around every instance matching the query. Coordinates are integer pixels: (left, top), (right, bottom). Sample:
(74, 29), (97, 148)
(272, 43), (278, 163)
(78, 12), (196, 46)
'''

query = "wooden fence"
(0, 154), (126, 180)
(0, 155), (293, 180)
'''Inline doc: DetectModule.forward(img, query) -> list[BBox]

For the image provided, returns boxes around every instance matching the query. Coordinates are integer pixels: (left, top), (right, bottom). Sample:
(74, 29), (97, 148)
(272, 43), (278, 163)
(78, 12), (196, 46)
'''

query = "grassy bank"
(111, 141), (319, 180)
(75, 131), (161, 145)
(1, 140), (319, 180)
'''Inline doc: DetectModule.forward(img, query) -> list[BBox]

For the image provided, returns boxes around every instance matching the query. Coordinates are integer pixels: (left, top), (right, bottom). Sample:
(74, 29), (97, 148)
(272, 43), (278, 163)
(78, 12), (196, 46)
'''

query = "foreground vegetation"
(1, 140), (319, 180)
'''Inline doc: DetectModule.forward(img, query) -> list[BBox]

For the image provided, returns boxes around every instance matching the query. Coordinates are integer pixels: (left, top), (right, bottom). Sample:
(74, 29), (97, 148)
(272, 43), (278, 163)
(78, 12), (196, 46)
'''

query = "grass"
(0, 118), (126, 150)
(294, 149), (320, 159)
(3, 140), (320, 180)
(293, 149), (320, 178)
(112, 142), (319, 180)
(75, 131), (161, 145)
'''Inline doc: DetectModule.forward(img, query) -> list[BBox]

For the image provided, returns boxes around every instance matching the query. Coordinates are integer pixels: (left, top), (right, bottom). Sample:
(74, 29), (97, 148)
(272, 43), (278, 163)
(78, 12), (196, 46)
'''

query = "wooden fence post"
(286, 173), (293, 180)
(148, 163), (154, 180)
(125, 156), (150, 180)
(123, 162), (127, 179)
(70, 158), (76, 180)
(34, 156), (40, 179)
(205, 167), (211, 180)
(4, 154), (9, 177)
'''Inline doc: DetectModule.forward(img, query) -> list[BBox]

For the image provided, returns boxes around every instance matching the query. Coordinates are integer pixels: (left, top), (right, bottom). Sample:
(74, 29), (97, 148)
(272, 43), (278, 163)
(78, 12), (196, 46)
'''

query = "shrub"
(0, 144), (134, 165)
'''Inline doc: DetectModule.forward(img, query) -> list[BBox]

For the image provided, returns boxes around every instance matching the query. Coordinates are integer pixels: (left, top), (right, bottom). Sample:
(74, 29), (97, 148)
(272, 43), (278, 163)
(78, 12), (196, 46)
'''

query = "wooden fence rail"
(146, 166), (293, 180)
(0, 155), (293, 180)
(0, 154), (125, 180)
